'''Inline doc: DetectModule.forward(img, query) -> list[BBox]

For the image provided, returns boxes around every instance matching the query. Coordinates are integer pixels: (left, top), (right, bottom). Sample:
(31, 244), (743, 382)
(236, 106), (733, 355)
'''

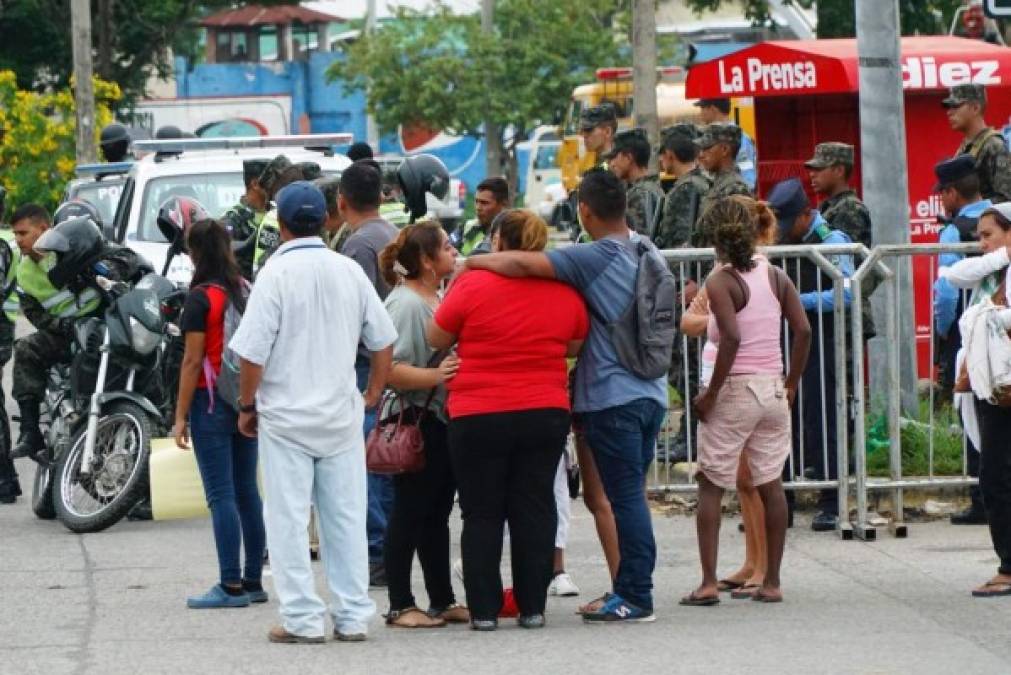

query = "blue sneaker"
(582, 594), (655, 624)
(186, 585), (251, 609)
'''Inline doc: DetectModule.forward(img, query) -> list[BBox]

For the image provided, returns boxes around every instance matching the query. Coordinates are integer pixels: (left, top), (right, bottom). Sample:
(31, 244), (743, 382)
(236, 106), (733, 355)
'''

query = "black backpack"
(594, 238), (677, 380)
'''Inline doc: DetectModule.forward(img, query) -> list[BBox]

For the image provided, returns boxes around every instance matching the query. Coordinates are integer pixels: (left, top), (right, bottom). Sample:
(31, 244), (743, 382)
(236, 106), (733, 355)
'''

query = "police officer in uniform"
(805, 143), (872, 247)
(604, 129), (664, 237)
(251, 156), (321, 278)
(769, 178), (856, 532)
(569, 103), (618, 243)
(221, 158), (270, 281)
(944, 84), (1011, 203)
(452, 177), (510, 255)
(10, 205), (148, 461)
(0, 189), (20, 503)
(655, 123), (712, 250)
(314, 176), (347, 252)
(99, 123), (131, 163)
(695, 123), (752, 244)
(378, 169), (411, 227)
(932, 155), (990, 525)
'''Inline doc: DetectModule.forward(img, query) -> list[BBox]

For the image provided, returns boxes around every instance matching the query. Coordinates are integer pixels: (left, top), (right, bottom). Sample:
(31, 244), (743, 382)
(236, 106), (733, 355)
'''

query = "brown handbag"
(365, 387), (436, 475)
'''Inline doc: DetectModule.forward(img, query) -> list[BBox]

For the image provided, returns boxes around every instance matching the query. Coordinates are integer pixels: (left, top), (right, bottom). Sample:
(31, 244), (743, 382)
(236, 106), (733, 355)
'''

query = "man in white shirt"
(230, 181), (397, 644)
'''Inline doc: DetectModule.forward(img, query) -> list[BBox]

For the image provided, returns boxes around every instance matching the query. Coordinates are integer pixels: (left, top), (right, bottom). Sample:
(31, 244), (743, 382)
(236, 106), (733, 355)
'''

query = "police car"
(110, 135), (353, 284)
(64, 161), (134, 229)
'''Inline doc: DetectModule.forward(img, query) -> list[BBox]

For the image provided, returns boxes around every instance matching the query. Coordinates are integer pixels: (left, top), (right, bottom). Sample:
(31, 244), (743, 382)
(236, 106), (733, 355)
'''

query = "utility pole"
(855, 0), (917, 414)
(632, 0), (659, 173)
(365, 0), (380, 150)
(71, 0), (98, 164)
(481, 0), (502, 179)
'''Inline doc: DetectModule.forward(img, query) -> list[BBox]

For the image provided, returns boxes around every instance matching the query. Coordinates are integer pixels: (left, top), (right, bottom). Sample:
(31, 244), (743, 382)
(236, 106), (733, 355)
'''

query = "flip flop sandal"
(730, 584), (762, 599)
(972, 581), (1011, 597)
(751, 590), (784, 603)
(717, 579), (745, 592)
(576, 593), (612, 615)
(386, 607), (446, 628)
(679, 591), (720, 607)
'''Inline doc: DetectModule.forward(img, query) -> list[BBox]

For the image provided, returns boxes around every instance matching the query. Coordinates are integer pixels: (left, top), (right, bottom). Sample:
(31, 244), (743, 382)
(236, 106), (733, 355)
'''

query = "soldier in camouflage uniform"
(570, 103), (618, 243)
(805, 142), (872, 246)
(696, 123), (752, 246)
(221, 158), (269, 281)
(604, 129), (664, 237)
(655, 123), (712, 250)
(944, 84), (1011, 203)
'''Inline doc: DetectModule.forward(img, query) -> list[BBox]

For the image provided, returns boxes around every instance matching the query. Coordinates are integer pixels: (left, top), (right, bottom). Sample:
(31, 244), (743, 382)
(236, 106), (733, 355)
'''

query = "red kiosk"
(686, 36), (1011, 372)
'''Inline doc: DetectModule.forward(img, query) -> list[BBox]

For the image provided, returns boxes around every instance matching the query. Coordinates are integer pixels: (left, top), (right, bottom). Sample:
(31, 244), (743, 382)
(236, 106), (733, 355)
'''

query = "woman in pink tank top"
(682, 197), (785, 598)
(681, 197), (811, 607)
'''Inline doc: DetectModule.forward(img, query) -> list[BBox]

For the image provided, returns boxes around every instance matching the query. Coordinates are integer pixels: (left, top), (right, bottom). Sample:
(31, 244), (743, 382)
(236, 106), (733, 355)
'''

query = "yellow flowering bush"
(0, 71), (121, 212)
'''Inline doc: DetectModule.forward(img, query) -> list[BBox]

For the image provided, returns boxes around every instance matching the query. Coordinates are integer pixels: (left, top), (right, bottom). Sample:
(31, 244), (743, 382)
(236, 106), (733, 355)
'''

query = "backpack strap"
(967, 128), (1001, 159)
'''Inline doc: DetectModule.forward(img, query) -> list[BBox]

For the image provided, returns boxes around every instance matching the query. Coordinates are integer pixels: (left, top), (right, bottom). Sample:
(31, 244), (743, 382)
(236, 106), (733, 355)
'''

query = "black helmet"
(33, 217), (105, 289)
(155, 125), (183, 140)
(156, 196), (210, 254)
(54, 199), (103, 229)
(397, 154), (450, 222)
(99, 123), (130, 162)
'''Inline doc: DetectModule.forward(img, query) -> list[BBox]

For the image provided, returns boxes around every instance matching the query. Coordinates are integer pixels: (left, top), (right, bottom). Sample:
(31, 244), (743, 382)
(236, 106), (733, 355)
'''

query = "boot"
(12, 397), (43, 460)
(0, 476), (21, 504)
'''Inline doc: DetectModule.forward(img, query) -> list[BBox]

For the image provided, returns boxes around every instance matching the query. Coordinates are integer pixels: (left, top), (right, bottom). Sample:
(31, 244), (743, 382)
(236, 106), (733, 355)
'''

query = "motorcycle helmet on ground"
(156, 196), (210, 255)
(33, 217), (105, 290)
(396, 154), (450, 223)
(100, 123), (131, 162)
(54, 199), (103, 228)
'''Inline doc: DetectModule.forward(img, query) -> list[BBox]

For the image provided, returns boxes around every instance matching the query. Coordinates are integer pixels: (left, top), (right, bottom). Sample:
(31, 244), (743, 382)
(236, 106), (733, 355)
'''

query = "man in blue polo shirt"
(465, 169), (667, 623)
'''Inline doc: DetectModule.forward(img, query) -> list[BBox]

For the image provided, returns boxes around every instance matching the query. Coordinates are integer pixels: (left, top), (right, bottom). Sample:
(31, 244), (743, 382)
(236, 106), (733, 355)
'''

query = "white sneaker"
(452, 558), (465, 584)
(548, 572), (580, 597)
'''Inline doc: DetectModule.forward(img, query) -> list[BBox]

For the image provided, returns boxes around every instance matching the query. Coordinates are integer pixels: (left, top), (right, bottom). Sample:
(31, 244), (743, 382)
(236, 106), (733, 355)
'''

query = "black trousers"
(449, 408), (569, 621)
(0, 320), (16, 496)
(384, 415), (457, 611)
(975, 399), (1011, 575)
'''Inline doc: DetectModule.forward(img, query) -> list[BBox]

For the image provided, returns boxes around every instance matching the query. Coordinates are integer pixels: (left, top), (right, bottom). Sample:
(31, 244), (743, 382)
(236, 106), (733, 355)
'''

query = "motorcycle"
(30, 271), (183, 532)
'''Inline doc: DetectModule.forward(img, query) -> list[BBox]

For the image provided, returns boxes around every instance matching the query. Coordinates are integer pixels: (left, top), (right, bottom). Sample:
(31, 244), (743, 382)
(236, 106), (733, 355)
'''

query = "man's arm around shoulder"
(465, 251), (556, 279)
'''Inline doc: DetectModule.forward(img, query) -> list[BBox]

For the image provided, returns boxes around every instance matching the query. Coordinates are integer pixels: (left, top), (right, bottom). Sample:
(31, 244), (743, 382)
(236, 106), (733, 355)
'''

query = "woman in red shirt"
(430, 210), (589, 630)
(173, 219), (266, 610)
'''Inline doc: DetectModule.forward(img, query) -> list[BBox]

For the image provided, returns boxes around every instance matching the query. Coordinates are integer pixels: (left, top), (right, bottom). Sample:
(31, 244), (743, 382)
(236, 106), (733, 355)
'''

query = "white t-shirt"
(230, 236), (398, 457)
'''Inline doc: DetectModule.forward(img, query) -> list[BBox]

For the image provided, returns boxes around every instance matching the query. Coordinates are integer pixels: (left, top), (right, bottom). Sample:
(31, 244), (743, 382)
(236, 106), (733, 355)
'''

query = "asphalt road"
(3, 316), (1011, 675)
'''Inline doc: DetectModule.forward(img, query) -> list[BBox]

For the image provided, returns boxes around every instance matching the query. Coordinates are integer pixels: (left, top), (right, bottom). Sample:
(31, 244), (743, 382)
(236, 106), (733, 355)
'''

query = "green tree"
(328, 0), (625, 187)
(682, 0), (962, 37)
(0, 0), (297, 104)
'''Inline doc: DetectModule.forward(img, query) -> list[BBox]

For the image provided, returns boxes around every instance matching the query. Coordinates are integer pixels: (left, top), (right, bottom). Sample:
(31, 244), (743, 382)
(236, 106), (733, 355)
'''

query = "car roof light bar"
(75, 161), (134, 176)
(133, 133), (354, 154)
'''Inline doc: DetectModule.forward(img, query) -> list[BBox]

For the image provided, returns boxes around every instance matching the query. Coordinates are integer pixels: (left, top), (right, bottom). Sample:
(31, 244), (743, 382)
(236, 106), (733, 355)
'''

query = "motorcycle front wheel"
(54, 401), (152, 533)
(31, 462), (56, 520)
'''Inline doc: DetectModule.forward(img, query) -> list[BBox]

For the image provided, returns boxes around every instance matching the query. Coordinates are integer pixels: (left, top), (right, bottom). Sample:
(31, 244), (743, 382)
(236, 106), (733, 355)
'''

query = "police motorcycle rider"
(221, 159), (269, 281)
(0, 187), (21, 503)
(10, 203), (150, 464)
(249, 156), (321, 279)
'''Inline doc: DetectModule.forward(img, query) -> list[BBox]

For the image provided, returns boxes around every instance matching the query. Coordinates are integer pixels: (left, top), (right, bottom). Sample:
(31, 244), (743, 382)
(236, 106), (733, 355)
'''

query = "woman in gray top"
(378, 221), (468, 628)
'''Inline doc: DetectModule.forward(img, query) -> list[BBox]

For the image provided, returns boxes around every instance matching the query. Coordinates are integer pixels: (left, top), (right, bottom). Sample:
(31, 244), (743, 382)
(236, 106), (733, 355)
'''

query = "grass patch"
(866, 399), (966, 477)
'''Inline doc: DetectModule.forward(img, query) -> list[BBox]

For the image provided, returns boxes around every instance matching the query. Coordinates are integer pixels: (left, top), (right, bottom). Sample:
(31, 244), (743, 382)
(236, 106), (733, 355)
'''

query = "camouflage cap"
(942, 84), (986, 109)
(297, 161), (322, 181)
(602, 128), (649, 160)
(804, 142), (854, 170)
(579, 103), (618, 131)
(258, 155), (293, 194)
(694, 122), (741, 150)
(659, 123), (700, 152)
(314, 176), (341, 213)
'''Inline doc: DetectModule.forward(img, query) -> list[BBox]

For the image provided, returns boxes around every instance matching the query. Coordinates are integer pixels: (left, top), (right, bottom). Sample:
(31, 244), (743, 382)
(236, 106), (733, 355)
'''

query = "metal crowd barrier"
(851, 242), (981, 541)
(655, 241), (987, 543)
(656, 243), (878, 540)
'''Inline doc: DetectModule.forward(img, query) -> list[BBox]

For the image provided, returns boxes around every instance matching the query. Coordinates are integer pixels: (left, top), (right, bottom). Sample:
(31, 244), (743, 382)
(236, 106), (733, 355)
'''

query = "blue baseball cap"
(933, 154), (976, 193)
(276, 180), (326, 232)
(766, 177), (811, 236)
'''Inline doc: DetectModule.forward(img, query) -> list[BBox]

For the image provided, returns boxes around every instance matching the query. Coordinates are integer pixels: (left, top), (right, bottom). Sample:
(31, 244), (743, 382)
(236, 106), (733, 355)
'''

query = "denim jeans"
(356, 360), (393, 563)
(189, 388), (265, 586)
(581, 398), (664, 611)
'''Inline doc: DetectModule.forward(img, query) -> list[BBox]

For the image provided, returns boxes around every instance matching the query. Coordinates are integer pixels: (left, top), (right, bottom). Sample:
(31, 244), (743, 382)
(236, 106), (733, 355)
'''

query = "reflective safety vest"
(0, 229), (19, 322)
(252, 208), (281, 278)
(457, 219), (487, 256)
(16, 252), (101, 320)
(379, 202), (410, 227)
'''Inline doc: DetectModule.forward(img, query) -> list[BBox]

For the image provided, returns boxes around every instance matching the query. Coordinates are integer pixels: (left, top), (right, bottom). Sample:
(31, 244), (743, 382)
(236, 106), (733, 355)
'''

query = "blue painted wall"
(174, 53), (492, 196)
